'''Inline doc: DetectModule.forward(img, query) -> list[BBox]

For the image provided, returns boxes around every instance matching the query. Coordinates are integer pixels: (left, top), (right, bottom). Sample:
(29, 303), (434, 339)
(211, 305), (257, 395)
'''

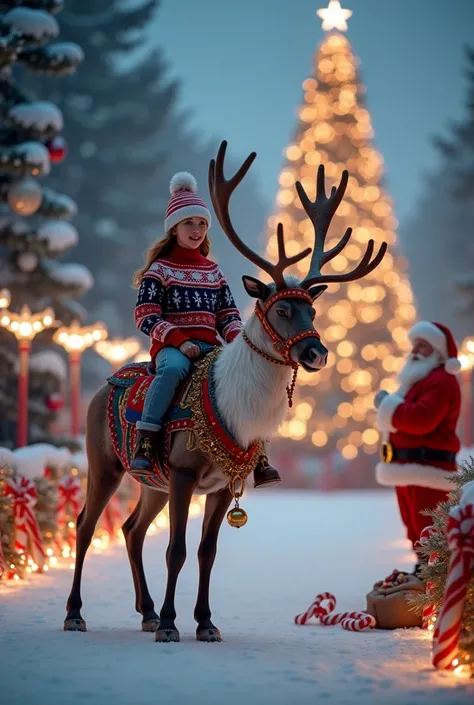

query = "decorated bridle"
(242, 288), (320, 407)
(208, 140), (387, 405)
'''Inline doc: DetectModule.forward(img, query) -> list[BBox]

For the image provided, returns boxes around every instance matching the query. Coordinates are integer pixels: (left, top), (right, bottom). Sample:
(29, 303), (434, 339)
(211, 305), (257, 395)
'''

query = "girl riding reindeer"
(131, 172), (280, 488)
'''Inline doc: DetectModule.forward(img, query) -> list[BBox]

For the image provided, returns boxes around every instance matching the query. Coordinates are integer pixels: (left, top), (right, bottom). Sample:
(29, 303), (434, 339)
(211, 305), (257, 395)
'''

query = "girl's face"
(174, 217), (208, 249)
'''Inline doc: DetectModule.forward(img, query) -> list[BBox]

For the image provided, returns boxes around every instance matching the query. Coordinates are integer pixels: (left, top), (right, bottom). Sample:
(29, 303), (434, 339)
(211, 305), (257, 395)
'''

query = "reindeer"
(64, 141), (386, 643)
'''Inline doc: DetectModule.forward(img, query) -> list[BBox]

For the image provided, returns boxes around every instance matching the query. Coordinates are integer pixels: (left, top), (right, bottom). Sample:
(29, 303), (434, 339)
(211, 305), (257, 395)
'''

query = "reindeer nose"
(309, 347), (328, 368)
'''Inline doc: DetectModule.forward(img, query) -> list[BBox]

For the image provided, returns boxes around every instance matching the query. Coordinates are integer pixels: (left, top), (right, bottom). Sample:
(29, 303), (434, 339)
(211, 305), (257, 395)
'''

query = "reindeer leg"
(122, 485), (168, 632)
(156, 469), (196, 643)
(194, 487), (233, 642)
(64, 460), (124, 632)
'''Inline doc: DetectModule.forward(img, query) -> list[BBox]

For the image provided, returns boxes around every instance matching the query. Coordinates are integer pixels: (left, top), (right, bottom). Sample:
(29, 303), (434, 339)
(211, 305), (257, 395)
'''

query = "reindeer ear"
(242, 275), (271, 300)
(307, 284), (327, 302)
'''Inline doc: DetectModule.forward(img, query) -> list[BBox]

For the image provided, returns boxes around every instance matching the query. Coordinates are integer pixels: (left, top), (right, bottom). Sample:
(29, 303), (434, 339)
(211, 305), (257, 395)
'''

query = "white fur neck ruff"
(409, 321), (461, 375)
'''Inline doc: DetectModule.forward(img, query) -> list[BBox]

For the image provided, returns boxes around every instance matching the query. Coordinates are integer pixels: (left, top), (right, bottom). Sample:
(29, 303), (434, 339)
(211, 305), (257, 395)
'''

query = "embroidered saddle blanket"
(106, 350), (263, 492)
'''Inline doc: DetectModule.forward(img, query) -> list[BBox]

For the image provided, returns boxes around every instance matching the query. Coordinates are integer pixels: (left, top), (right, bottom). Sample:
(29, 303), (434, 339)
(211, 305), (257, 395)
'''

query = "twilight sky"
(150, 0), (473, 225)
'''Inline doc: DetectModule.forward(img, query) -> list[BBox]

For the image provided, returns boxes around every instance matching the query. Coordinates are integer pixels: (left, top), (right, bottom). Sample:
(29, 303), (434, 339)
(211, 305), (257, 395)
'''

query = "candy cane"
(295, 592), (376, 631)
(5, 475), (45, 570)
(432, 503), (474, 670)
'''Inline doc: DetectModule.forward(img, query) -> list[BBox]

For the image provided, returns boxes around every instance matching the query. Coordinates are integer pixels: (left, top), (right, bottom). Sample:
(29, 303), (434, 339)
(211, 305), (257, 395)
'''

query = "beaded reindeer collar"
(242, 288), (320, 408)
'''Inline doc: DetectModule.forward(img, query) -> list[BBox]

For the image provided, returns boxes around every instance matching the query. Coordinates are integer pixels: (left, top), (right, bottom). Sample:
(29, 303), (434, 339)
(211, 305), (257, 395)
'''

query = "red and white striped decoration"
(432, 502), (474, 669)
(295, 592), (376, 632)
(5, 475), (45, 570)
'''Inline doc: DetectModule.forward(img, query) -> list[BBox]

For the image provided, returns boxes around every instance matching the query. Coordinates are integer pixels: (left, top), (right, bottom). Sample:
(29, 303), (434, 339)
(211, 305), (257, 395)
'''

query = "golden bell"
(227, 506), (248, 528)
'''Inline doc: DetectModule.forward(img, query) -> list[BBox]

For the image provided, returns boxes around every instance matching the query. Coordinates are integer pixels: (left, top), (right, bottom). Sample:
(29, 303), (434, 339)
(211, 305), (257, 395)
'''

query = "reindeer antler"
(209, 141), (311, 289)
(297, 165), (387, 289)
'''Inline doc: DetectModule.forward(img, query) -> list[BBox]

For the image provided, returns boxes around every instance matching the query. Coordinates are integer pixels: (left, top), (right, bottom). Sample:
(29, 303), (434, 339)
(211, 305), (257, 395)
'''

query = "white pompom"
(169, 172), (197, 194)
(444, 357), (462, 375)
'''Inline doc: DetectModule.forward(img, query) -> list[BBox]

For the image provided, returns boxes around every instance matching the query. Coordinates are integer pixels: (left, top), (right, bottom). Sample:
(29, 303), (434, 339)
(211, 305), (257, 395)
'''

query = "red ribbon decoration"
(57, 476), (81, 527)
(57, 475), (81, 547)
(5, 475), (45, 571)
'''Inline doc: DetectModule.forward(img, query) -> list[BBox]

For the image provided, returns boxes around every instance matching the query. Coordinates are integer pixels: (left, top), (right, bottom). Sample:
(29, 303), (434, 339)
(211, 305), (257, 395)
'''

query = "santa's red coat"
(375, 365), (461, 491)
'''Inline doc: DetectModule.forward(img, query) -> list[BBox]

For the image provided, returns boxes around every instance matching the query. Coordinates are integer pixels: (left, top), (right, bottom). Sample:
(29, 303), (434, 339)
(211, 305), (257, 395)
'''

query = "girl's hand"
(179, 341), (201, 359)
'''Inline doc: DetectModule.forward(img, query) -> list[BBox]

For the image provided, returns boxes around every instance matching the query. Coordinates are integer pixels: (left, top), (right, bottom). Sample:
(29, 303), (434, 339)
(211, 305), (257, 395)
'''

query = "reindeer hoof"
(142, 618), (160, 632)
(196, 627), (222, 643)
(155, 628), (180, 643)
(64, 618), (87, 632)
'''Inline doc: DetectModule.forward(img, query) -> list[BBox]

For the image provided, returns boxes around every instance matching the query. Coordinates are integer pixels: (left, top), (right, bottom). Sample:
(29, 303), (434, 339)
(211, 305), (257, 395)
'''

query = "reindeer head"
(208, 141), (387, 375)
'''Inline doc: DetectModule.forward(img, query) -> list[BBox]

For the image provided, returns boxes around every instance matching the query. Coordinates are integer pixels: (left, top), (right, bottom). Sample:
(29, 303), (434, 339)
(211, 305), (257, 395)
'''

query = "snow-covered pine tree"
(30, 0), (178, 338)
(401, 47), (474, 338)
(0, 0), (87, 446)
(437, 47), (474, 319)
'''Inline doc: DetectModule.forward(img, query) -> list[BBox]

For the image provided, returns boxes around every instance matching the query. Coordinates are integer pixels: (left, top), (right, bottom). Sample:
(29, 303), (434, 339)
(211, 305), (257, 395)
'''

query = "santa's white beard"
(397, 350), (443, 392)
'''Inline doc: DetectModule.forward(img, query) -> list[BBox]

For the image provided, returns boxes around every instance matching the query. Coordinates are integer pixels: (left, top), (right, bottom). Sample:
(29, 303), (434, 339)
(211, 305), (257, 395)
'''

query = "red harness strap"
(243, 288), (321, 407)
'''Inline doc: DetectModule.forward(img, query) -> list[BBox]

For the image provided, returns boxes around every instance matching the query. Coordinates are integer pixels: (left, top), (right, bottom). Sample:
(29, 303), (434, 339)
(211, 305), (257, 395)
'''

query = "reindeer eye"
(276, 308), (288, 318)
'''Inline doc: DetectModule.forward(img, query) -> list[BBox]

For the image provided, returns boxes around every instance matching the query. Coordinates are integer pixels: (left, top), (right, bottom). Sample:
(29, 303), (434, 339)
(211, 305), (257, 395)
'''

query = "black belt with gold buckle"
(380, 443), (456, 464)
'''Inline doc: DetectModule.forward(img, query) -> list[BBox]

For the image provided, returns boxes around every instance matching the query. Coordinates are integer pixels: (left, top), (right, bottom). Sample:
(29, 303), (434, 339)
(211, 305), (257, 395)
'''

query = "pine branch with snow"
(2, 7), (59, 44)
(7, 101), (63, 140)
(37, 187), (77, 220)
(19, 41), (83, 75)
(0, 140), (50, 176)
(38, 220), (78, 253)
(45, 261), (94, 294)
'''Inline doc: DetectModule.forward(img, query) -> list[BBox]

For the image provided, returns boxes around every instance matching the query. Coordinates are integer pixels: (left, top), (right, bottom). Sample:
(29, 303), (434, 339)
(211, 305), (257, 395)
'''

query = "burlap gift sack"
(365, 574), (426, 629)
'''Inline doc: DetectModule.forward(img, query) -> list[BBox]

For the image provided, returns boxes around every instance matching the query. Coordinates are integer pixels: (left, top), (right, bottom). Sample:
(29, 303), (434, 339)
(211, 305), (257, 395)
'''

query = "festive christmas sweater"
(135, 244), (243, 360)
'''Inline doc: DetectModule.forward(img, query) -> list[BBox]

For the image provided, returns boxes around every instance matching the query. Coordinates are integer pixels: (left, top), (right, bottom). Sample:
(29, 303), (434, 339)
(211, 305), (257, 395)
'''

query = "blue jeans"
(136, 341), (215, 432)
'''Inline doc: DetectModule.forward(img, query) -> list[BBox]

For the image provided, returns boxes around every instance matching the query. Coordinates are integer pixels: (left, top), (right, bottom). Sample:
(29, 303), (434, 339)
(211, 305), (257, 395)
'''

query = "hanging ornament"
(46, 136), (67, 164)
(45, 392), (63, 411)
(7, 178), (43, 216)
(16, 251), (40, 273)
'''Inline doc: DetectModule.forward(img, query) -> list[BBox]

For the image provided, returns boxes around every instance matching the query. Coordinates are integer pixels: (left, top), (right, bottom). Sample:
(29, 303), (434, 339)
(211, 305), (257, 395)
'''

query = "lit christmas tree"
(262, 2), (416, 463)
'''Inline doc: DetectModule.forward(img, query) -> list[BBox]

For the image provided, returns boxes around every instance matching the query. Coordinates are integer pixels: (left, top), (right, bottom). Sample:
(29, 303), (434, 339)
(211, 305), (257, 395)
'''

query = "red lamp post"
(0, 305), (56, 447)
(53, 321), (107, 437)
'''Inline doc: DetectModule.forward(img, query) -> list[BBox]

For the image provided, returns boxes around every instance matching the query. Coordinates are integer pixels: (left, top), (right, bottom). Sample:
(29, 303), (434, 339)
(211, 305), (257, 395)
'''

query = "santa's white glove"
(374, 390), (389, 409)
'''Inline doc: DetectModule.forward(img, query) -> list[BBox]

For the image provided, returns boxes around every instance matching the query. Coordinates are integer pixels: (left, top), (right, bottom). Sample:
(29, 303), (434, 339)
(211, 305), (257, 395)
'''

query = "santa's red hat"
(408, 321), (461, 374)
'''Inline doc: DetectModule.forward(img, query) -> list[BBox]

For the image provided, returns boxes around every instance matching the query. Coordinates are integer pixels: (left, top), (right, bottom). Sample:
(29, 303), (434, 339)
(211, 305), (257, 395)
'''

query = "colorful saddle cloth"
(106, 349), (263, 492)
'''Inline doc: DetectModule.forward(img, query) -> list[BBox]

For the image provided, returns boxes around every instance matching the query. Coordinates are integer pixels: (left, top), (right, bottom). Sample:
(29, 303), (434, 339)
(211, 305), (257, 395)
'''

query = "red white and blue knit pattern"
(135, 246), (242, 360)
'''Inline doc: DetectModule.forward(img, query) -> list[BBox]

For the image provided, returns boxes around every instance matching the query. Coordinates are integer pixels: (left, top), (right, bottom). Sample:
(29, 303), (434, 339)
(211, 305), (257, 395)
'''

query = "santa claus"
(374, 321), (461, 559)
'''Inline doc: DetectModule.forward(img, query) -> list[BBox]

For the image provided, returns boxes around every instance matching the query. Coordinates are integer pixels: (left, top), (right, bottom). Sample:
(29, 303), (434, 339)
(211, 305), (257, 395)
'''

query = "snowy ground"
(1, 491), (473, 705)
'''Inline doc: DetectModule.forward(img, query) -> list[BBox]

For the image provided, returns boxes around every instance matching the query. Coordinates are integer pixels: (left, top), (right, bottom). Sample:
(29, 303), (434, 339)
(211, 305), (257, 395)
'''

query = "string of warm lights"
(261, 25), (416, 460)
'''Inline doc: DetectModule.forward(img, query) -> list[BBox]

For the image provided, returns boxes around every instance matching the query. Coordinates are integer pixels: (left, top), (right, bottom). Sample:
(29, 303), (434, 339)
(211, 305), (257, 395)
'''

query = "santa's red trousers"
(395, 485), (449, 548)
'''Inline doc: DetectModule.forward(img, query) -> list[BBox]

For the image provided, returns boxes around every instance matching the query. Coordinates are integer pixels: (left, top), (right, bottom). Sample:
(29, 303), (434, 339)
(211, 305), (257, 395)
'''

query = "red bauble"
(46, 136), (67, 164)
(45, 392), (63, 411)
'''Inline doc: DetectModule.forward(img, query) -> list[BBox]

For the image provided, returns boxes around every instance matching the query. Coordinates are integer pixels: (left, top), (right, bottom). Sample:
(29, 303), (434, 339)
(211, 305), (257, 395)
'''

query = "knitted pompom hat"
(164, 172), (211, 233)
(409, 321), (461, 375)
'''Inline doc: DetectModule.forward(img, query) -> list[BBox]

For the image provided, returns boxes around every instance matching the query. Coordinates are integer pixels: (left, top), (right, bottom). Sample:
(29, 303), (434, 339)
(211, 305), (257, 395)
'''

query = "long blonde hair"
(132, 231), (211, 288)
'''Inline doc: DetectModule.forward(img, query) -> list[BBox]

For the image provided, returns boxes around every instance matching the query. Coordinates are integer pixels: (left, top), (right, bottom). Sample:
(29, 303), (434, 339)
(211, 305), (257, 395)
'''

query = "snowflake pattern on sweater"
(135, 248), (242, 358)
